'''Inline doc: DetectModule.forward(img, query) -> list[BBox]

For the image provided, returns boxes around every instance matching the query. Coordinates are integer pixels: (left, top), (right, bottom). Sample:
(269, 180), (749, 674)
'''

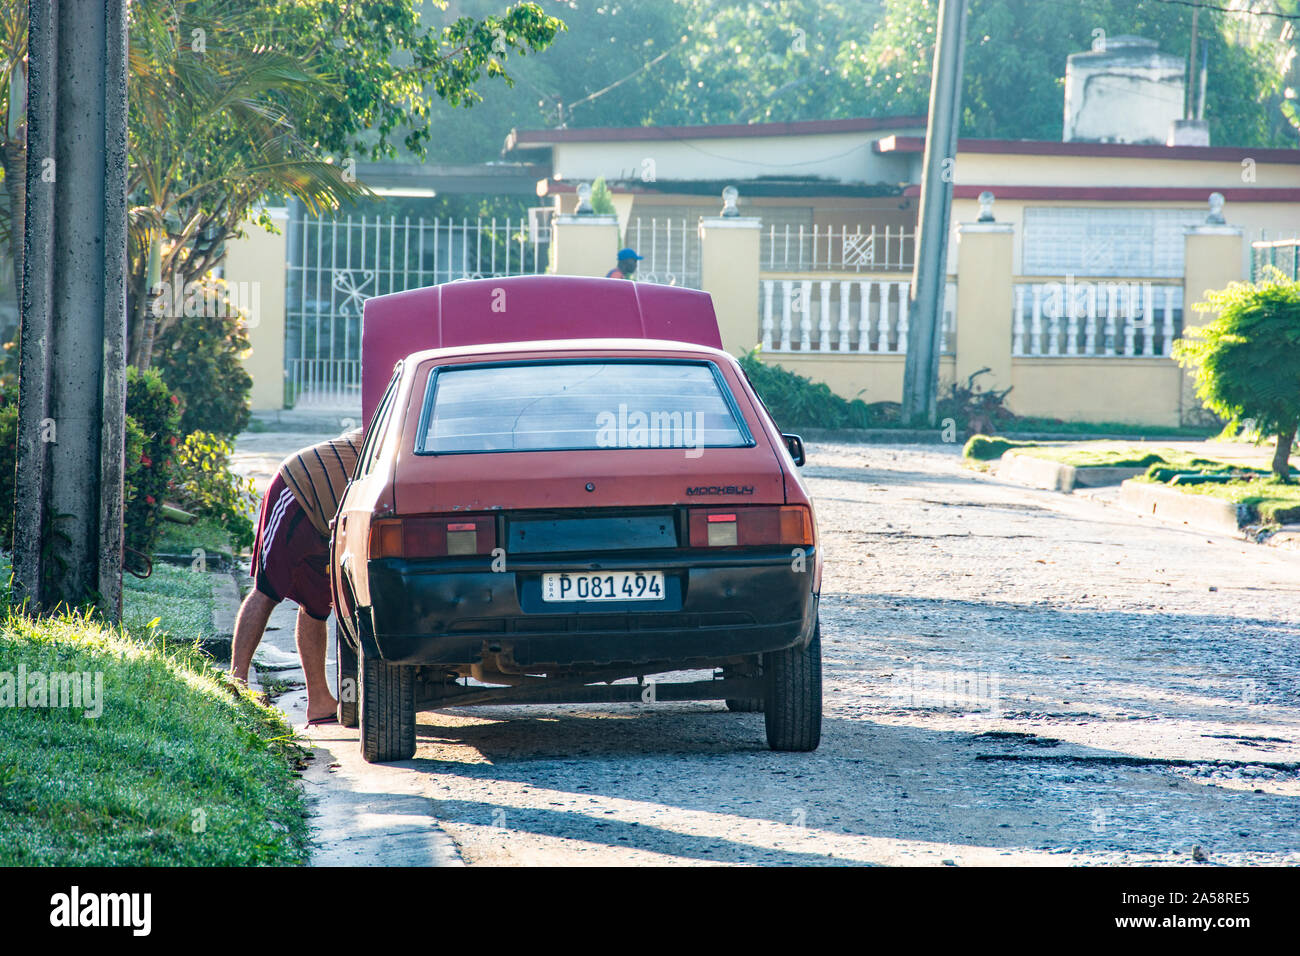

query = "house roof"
(876, 135), (1300, 164)
(505, 115), (927, 152)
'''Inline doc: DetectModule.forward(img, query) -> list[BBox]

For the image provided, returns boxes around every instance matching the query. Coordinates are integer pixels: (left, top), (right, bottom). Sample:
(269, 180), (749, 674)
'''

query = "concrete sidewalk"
(216, 561), (462, 867)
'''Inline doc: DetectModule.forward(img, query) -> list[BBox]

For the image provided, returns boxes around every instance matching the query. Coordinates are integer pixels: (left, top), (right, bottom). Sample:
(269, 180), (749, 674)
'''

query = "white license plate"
(542, 571), (665, 602)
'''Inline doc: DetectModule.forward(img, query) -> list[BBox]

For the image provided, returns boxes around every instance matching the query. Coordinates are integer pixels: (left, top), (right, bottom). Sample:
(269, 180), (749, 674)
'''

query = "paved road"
(293, 442), (1300, 866)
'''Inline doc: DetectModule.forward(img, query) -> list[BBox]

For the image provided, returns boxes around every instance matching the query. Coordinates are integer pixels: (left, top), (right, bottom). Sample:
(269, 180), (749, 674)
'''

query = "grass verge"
(0, 558), (310, 865)
(1136, 476), (1300, 525)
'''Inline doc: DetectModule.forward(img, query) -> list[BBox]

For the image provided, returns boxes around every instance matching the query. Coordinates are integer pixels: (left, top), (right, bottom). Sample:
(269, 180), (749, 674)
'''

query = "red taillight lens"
(689, 506), (813, 547)
(369, 516), (496, 558)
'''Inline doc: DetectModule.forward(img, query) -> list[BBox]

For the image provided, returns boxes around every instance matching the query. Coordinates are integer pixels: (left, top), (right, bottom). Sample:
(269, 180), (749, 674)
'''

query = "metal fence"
(627, 217), (699, 288)
(762, 224), (914, 273)
(285, 213), (549, 407)
(1252, 237), (1300, 281)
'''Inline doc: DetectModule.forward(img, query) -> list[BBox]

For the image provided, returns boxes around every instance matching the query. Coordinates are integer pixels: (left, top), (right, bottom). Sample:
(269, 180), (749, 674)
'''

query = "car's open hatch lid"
(361, 276), (723, 424)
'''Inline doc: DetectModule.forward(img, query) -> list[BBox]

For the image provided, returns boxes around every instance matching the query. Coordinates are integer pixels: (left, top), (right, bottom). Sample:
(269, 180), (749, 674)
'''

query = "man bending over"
(231, 429), (364, 724)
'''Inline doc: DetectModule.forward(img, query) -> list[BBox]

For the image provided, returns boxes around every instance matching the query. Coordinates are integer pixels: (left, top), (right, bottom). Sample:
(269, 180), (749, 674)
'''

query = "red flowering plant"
(124, 368), (183, 571)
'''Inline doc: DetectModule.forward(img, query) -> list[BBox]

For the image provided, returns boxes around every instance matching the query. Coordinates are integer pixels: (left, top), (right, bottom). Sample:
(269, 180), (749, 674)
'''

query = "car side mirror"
(782, 433), (805, 467)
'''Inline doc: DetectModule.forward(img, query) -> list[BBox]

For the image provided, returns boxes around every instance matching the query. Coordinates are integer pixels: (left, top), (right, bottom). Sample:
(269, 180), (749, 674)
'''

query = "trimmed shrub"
(170, 430), (257, 552)
(153, 292), (252, 440)
(124, 368), (183, 572)
(738, 349), (878, 431)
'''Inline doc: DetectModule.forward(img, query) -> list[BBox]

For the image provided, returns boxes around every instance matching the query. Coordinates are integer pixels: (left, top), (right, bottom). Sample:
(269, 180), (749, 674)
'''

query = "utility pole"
(901, 0), (967, 427)
(13, 0), (129, 617)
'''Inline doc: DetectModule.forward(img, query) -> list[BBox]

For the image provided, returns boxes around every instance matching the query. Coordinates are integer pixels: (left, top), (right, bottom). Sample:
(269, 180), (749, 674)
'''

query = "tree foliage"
(839, 0), (1293, 147)
(1174, 272), (1300, 480)
(422, 0), (1296, 165)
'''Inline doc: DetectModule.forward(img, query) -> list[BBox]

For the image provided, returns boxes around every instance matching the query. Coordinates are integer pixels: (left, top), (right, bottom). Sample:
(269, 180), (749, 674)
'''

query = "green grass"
(0, 557), (310, 866)
(156, 517), (238, 563)
(962, 435), (1038, 461)
(1012, 445), (1227, 470)
(122, 562), (216, 643)
(963, 435), (1244, 472)
(1139, 476), (1300, 525)
(1004, 418), (1217, 438)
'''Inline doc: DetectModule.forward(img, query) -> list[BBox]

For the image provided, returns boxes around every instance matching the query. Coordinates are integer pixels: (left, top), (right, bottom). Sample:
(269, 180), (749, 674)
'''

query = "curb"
(1118, 479), (1245, 536)
(996, 453), (1149, 493)
(997, 453), (1077, 492)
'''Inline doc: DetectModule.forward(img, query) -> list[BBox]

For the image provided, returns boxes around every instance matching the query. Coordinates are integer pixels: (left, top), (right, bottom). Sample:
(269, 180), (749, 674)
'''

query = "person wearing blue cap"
(606, 247), (643, 280)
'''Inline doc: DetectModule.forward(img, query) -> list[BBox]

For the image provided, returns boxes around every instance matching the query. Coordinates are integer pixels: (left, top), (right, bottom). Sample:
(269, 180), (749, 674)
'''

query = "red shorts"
(251, 473), (332, 621)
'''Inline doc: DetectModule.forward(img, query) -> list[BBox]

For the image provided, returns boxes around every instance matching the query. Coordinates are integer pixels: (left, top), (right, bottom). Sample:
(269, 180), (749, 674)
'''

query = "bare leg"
(297, 608), (338, 722)
(231, 588), (277, 684)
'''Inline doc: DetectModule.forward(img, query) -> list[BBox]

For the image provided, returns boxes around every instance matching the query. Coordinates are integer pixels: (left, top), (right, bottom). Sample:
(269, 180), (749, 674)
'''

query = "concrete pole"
(902, 0), (966, 426)
(13, 0), (129, 617)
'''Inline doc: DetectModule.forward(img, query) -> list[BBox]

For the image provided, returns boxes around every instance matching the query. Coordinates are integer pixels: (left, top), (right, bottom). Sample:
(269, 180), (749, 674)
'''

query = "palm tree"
(126, 0), (367, 368)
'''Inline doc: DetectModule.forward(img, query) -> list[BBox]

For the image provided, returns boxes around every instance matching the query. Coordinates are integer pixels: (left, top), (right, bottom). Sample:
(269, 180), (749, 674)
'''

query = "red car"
(331, 276), (821, 762)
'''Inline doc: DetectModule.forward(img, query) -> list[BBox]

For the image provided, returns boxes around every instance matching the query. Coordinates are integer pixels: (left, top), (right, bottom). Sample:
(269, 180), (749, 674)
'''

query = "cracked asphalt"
(298, 441), (1300, 866)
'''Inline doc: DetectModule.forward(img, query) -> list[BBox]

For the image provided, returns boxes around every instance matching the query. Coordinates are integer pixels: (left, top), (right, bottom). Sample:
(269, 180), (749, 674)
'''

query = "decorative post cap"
(977, 190), (996, 223)
(721, 185), (740, 218)
(575, 182), (594, 216)
(1207, 192), (1226, 225)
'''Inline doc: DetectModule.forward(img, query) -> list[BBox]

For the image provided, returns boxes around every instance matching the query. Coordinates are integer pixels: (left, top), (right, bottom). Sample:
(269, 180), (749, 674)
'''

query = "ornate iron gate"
(285, 211), (550, 408)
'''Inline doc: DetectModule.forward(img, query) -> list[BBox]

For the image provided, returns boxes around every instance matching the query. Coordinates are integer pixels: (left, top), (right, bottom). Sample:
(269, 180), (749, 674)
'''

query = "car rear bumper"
(359, 548), (818, 668)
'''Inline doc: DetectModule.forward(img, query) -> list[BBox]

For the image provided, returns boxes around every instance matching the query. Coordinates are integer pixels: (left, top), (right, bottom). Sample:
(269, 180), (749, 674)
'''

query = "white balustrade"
(1008, 280), (1182, 359)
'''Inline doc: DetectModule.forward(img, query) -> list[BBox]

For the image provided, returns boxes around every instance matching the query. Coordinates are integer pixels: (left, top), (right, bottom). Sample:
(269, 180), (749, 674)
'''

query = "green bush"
(738, 349), (879, 431)
(1174, 273), (1300, 480)
(124, 368), (183, 572)
(170, 430), (257, 551)
(962, 435), (1035, 461)
(153, 290), (253, 439)
(590, 176), (617, 216)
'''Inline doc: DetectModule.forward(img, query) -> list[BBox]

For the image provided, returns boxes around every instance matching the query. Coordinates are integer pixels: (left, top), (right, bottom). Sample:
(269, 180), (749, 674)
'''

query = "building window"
(1023, 207), (1205, 278)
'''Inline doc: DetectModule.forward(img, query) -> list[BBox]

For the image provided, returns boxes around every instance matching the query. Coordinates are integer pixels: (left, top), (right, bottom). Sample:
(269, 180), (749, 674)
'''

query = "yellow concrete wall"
(767, 351), (1182, 427)
(550, 215), (620, 277)
(954, 223), (1014, 392)
(1180, 227), (1246, 424)
(952, 152), (1300, 191)
(1010, 358), (1184, 427)
(699, 217), (761, 356)
(224, 208), (287, 412)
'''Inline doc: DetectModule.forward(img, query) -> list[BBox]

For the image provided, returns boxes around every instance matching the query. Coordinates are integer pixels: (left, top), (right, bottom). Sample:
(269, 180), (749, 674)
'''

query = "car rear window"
(418, 360), (753, 454)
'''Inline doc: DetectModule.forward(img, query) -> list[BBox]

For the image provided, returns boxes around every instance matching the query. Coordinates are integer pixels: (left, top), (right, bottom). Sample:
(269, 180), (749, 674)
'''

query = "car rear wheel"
(763, 618), (822, 751)
(335, 620), (358, 729)
(359, 648), (416, 763)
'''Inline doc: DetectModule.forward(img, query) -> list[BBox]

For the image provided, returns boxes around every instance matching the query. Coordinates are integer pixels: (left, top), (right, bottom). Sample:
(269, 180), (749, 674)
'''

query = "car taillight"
(688, 506), (813, 547)
(369, 516), (497, 558)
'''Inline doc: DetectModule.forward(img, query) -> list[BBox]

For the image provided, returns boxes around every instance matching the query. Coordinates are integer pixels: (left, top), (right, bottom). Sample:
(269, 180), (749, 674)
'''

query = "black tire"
(725, 697), (764, 712)
(359, 648), (416, 763)
(335, 621), (358, 729)
(763, 619), (822, 751)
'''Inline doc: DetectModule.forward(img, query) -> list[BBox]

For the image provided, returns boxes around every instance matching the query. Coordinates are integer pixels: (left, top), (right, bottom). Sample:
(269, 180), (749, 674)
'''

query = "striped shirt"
(277, 430), (365, 537)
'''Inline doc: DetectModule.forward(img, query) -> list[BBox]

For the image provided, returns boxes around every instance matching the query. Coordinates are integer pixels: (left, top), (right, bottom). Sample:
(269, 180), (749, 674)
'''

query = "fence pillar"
(954, 217), (1015, 392)
(1182, 211), (1245, 423)
(224, 207), (288, 411)
(699, 215), (761, 356)
(550, 214), (620, 277)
